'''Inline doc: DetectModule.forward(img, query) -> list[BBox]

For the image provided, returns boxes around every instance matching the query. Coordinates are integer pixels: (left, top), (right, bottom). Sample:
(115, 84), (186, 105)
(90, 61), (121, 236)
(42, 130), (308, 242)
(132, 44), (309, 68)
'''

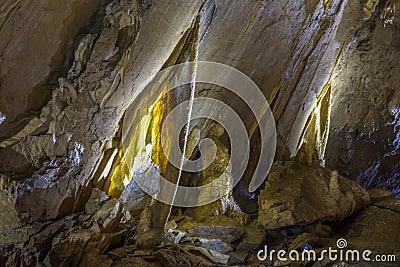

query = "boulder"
(258, 161), (370, 229)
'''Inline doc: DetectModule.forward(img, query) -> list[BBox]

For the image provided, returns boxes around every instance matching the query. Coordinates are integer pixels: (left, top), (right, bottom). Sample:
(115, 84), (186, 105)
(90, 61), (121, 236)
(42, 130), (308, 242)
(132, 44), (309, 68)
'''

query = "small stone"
(236, 221), (266, 253)
(186, 218), (245, 244)
(85, 188), (109, 215)
(135, 228), (167, 249)
(181, 237), (233, 253)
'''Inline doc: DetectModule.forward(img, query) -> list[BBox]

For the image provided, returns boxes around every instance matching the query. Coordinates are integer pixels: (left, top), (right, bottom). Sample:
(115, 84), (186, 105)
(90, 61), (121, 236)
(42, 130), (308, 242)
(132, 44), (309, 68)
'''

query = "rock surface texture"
(0, 0), (400, 266)
(257, 161), (370, 229)
(326, 5), (400, 196)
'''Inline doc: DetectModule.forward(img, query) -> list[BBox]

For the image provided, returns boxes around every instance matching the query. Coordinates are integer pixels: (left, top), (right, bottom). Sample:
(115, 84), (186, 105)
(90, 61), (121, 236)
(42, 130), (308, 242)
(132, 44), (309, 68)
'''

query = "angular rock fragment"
(85, 188), (109, 215)
(92, 198), (122, 232)
(187, 223), (245, 244)
(181, 237), (233, 254)
(258, 162), (370, 229)
(368, 188), (396, 203)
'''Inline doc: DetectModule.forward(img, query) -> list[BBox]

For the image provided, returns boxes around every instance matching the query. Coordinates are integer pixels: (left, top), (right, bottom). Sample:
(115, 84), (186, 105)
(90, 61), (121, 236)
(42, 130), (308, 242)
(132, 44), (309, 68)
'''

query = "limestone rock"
(1, 0), (400, 265)
(92, 198), (122, 232)
(188, 225), (244, 244)
(368, 188), (396, 203)
(258, 162), (370, 229)
(288, 232), (320, 252)
(0, 0), (204, 227)
(0, 0), (102, 141)
(346, 206), (400, 243)
(373, 196), (400, 213)
(85, 188), (109, 215)
(325, 2), (400, 196)
(119, 178), (147, 211)
(181, 216), (245, 244)
(135, 228), (166, 249)
(181, 237), (233, 254)
(363, 0), (379, 19)
(27, 219), (65, 261)
(110, 243), (229, 266)
(184, 195), (250, 225)
(235, 221), (266, 253)
(340, 206), (400, 264)
(45, 229), (115, 266)
(166, 214), (264, 264)
(0, 191), (20, 247)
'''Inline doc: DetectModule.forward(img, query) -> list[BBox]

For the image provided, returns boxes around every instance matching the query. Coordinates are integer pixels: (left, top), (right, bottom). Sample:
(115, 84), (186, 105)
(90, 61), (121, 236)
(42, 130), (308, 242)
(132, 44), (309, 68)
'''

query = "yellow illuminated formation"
(107, 85), (167, 197)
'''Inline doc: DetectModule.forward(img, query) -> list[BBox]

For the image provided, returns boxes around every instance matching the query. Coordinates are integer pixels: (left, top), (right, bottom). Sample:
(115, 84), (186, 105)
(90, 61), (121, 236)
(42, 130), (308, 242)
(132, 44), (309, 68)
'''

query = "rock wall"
(0, 0), (204, 224)
(1, 0), (400, 266)
(325, 0), (400, 196)
(0, 0), (399, 264)
(0, 0), (103, 141)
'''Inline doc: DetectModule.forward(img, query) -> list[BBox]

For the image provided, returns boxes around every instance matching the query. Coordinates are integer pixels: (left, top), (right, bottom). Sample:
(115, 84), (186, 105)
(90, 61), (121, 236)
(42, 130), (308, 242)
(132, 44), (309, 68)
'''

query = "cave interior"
(0, 0), (399, 266)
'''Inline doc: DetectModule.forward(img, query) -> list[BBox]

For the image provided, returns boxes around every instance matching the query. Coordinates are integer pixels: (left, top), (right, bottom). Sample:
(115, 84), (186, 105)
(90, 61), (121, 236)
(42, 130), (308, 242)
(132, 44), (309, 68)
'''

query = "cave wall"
(326, 1), (400, 196)
(0, 0), (103, 141)
(196, 0), (349, 160)
(0, 0), (204, 225)
(0, 0), (399, 232)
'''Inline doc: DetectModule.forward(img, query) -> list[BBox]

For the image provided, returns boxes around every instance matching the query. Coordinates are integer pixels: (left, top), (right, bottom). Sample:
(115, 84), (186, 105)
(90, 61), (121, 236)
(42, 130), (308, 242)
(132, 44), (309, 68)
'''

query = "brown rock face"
(258, 162), (370, 229)
(342, 203), (400, 263)
(325, 0), (400, 196)
(0, 0), (379, 226)
(0, 0), (398, 229)
(0, 0), (204, 225)
(0, 0), (102, 141)
(0, 0), (399, 265)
